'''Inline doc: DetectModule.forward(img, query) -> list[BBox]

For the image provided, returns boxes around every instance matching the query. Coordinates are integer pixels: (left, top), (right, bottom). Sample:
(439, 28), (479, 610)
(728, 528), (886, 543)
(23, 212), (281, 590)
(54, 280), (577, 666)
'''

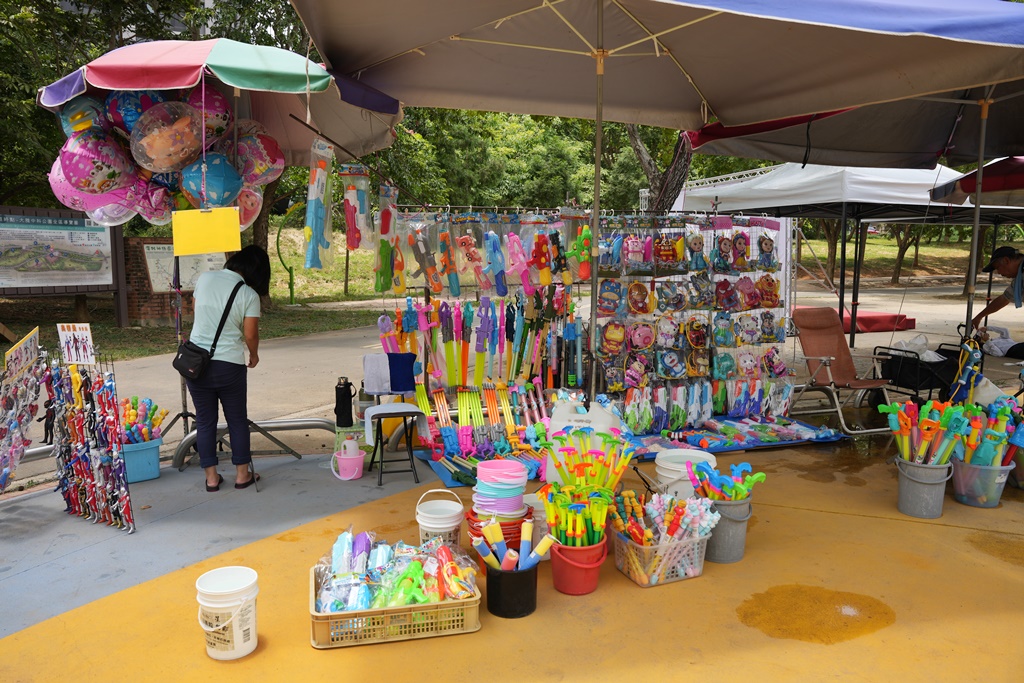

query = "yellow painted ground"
(2, 445), (1023, 682)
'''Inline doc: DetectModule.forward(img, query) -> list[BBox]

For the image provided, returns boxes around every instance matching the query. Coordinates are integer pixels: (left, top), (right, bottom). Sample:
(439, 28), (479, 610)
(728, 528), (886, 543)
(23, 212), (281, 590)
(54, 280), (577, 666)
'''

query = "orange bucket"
(550, 542), (608, 595)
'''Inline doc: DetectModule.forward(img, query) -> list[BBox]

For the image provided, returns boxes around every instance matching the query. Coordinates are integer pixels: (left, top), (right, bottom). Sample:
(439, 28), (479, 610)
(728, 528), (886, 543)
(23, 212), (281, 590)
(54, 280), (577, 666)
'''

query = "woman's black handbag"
(173, 281), (244, 380)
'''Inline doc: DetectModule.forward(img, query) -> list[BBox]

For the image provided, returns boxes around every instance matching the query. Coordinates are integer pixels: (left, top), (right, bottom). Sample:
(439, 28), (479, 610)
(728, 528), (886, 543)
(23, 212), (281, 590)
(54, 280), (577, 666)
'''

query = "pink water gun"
(455, 235), (492, 291)
(505, 233), (535, 296)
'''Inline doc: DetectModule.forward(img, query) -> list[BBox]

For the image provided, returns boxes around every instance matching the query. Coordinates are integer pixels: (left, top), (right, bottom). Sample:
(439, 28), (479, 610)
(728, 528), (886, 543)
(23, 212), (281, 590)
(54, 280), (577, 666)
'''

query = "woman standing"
(186, 245), (270, 491)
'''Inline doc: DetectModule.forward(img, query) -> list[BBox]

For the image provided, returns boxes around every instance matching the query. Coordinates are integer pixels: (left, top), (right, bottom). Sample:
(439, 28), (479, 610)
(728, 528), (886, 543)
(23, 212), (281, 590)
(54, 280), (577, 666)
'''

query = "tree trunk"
(251, 176), (282, 254)
(912, 226), (921, 267)
(819, 218), (841, 283)
(888, 224), (916, 284)
(625, 126), (692, 212)
(74, 294), (89, 322)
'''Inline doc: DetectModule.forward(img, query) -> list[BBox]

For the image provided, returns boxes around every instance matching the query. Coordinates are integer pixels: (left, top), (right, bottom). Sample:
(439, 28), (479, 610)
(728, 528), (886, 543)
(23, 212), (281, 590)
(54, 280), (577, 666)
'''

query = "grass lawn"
(2, 231), (1016, 361)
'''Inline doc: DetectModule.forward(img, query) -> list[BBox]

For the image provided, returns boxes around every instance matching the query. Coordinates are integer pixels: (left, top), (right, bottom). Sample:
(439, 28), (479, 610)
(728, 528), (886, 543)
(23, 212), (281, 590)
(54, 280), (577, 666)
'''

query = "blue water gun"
(483, 231), (508, 296)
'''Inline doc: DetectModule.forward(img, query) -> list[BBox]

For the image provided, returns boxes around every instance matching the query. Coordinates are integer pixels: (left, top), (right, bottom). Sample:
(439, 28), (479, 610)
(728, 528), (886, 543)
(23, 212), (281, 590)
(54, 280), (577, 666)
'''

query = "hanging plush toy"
(711, 234), (737, 274)
(686, 232), (708, 272)
(755, 273), (781, 308)
(712, 311), (736, 348)
(732, 231), (751, 271)
(734, 275), (761, 310)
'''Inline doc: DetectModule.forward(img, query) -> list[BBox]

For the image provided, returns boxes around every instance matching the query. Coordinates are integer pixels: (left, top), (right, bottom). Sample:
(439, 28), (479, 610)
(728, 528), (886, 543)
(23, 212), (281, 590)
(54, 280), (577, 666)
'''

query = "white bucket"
(196, 566), (260, 661)
(655, 449), (717, 500)
(416, 489), (464, 544)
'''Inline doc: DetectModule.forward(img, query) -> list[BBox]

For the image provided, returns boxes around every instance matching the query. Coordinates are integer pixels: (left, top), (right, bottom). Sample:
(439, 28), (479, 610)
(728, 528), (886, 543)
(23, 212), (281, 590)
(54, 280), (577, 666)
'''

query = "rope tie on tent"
(801, 113), (818, 168)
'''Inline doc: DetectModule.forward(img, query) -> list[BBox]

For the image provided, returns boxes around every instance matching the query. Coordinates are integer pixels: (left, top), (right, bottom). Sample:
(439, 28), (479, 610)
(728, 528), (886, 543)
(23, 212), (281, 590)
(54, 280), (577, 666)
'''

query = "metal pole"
(587, 0), (605, 401)
(837, 202), (848, 323)
(964, 89), (994, 332)
(849, 218), (867, 348)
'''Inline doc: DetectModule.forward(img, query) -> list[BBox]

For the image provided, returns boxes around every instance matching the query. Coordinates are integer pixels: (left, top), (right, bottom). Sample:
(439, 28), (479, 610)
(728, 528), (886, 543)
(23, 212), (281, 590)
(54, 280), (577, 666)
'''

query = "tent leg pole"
(850, 218), (865, 349)
(965, 89), (993, 333)
(588, 1), (605, 402)
(837, 202), (848, 326)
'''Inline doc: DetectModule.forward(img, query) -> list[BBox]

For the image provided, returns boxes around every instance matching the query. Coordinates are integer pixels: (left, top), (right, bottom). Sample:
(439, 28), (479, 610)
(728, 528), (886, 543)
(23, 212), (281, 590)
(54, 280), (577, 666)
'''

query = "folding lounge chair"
(790, 307), (892, 435)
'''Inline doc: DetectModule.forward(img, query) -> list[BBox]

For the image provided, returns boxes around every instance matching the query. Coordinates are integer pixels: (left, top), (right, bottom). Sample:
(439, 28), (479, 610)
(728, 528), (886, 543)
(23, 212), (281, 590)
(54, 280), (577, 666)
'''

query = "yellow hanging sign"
(172, 208), (241, 256)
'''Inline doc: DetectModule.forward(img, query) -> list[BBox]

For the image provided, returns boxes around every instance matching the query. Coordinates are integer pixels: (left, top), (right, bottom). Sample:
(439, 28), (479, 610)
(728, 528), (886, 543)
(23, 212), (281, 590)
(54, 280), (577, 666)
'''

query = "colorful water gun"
(391, 242), (407, 295)
(439, 227), (461, 296)
(303, 140), (333, 269)
(455, 234), (492, 291)
(529, 232), (553, 286)
(408, 228), (443, 294)
(343, 184), (361, 250)
(505, 233), (535, 296)
(566, 225), (593, 281)
(549, 230), (572, 285)
(482, 231), (508, 296)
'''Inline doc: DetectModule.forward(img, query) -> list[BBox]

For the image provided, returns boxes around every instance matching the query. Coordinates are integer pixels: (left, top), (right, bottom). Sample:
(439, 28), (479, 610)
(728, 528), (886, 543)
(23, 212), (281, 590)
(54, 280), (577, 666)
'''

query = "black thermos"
(335, 376), (355, 428)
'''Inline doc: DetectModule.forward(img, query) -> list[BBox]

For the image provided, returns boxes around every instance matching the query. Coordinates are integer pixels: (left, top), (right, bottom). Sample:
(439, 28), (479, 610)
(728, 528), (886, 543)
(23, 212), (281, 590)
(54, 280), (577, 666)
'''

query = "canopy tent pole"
(849, 218), (868, 348)
(588, 0), (605, 401)
(964, 87), (994, 334)
(837, 202), (849, 325)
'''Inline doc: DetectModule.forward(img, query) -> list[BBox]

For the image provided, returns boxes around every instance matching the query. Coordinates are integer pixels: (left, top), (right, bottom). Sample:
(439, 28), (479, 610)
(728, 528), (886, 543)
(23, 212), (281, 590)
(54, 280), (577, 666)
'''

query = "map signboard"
(143, 244), (226, 293)
(0, 214), (112, 287)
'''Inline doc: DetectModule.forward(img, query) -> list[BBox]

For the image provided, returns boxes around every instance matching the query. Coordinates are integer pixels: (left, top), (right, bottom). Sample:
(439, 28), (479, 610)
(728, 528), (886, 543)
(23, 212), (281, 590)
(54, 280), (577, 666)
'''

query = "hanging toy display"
(128, 101), (203, 173)
(180, 153), (243, 208)
(483, 231), (508, 296)
(438, 224), (461, 296)
(106, 89), (167, 136)
(303, 137), (334, 269)
(339, 164), (370, 249)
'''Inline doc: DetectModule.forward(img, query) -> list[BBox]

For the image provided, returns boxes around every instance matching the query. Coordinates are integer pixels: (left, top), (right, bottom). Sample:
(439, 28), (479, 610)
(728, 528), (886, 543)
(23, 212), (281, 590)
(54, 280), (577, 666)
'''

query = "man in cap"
(971, 246), (1024, 331)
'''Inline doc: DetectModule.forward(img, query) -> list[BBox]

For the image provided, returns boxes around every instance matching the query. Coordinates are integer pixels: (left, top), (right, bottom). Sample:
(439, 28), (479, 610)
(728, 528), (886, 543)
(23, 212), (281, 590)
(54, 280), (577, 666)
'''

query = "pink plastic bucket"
(332, 450), (365, 481)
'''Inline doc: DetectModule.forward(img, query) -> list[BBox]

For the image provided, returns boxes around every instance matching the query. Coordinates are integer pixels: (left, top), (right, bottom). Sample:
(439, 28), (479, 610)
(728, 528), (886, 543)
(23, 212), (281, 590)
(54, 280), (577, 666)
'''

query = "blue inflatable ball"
(60, 96), (109, 137)
(181, 153), (243, 208)
(105, 90), (167, 135)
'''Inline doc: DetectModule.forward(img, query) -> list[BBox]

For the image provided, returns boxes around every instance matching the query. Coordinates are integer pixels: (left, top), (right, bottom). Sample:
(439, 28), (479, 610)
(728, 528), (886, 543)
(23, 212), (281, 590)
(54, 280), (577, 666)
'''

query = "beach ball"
(235, 133), (284, 186)
(237, 185), (263, 230)
(181, 153), (243, 207)
(105, 90), (167, 135)
(129, 101), (203, 173)
(59, 129), (135, 194)
(185, 82), (234, 146)
(60, 96), (109, 137)
(87, 203), (137, 227)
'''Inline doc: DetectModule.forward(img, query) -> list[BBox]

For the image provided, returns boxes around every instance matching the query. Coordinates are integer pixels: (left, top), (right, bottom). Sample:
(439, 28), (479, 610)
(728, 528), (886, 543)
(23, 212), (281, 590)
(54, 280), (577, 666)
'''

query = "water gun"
(343, 184), (361, 250)
(439, 227), (461, 296)
(391, 242), (406, 295)
(303, 149), (332, 269)
(505, 233), (535, 296)
(455, 235), (492, 291)
(482, 231), (508, 296)
(528, 232), (553, 286)
(549, 230), (572, 285)
(385, 560), (428, 607)
(1002, 422), (1024, 466)
(374, 238), (393, 293)
(474, 299), (491, 388)
(972, 428), (1006, 467)
(933, 412), (969, 465)
(566, 225), (593, 281)
(407, 228), (443, 294)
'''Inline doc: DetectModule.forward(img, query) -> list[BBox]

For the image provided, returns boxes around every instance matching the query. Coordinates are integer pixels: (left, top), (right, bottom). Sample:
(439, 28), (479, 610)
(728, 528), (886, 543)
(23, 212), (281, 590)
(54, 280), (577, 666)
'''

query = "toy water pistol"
(529, 232), (553, 286)
(439, 226), (461, 296)
(391, 241), (407, 295)
(505, 232), (535, 296)
(474, 299), (492, 388)
(482, 231), (508, 296)
(343, 183), (361, 250)
(455, 234), (492, 291)
(566, 225), (593, 281)
(549, 230), (573, 286)
(408, 228), (443, 294)
(303, 139), (333, 269)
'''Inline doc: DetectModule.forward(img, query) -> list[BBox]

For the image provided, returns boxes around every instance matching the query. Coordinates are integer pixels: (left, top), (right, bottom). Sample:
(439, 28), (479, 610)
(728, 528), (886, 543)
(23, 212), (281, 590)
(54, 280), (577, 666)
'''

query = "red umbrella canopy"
(931, 157), (1024, 206)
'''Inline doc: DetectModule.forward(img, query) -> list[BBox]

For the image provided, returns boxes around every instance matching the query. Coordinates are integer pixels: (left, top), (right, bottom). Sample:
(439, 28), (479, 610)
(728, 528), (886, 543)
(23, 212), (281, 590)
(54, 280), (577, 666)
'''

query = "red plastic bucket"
(549, 542), (608, 595)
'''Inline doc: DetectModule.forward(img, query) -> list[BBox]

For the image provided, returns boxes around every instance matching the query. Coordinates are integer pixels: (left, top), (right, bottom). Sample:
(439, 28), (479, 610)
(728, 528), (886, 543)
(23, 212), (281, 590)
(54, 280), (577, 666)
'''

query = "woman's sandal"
(206, 474), (224, 492)
(234, 473), (261, 489)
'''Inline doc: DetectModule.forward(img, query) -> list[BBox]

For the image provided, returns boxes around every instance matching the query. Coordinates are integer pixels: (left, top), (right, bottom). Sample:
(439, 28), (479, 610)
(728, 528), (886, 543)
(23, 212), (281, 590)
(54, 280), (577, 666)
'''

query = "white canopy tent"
(673, 163), (1024, 346)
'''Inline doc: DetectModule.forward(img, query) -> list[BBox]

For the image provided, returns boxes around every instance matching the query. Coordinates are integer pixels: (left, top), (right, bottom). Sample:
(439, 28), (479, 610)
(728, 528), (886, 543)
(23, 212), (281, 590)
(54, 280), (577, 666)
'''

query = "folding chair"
(790, 307), (892, 435)
(362, 353), (423, 486)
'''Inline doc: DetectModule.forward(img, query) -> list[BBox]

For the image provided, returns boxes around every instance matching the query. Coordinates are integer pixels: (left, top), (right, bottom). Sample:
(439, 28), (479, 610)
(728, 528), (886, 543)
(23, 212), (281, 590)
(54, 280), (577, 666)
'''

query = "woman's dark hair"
(225, 245), (271, 296)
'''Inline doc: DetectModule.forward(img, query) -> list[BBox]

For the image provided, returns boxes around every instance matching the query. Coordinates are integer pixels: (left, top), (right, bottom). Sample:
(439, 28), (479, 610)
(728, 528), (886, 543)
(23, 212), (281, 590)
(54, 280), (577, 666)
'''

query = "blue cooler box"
(122, 438), (162, 483)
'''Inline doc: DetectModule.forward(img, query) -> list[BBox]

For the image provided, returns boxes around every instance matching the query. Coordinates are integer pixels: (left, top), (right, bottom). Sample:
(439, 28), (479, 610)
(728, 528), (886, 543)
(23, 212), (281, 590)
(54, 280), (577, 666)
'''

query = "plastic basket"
(419, 524), (462, 548)
(309, 568), (481, 648)
(612, 532), (709, 587)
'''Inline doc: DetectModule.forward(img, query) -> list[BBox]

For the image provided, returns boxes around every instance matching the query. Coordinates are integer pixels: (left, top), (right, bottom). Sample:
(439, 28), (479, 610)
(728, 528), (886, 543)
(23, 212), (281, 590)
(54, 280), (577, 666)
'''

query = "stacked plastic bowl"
(466, 460), (532, 551)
